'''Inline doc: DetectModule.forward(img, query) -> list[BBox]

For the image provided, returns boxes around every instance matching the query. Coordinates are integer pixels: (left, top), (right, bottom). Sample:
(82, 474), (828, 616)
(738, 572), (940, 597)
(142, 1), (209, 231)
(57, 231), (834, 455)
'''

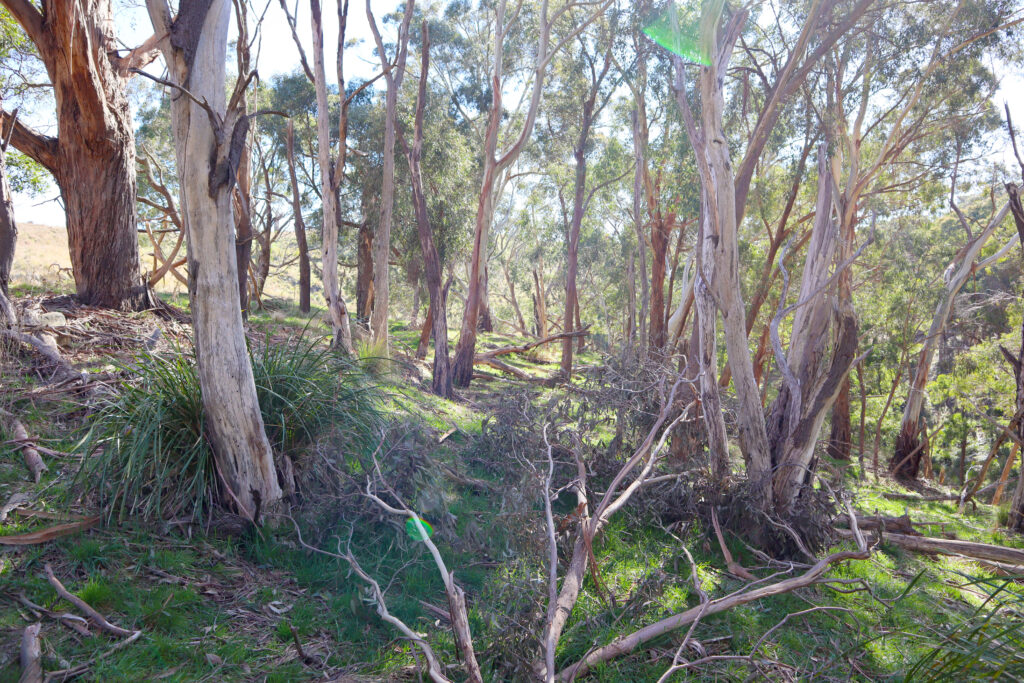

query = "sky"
(9, 1), (1024, 227)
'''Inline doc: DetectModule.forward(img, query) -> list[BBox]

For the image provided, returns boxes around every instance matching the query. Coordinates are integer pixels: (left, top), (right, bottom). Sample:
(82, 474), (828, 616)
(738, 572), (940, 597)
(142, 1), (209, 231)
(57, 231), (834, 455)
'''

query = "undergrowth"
(78, 331), (382, 522)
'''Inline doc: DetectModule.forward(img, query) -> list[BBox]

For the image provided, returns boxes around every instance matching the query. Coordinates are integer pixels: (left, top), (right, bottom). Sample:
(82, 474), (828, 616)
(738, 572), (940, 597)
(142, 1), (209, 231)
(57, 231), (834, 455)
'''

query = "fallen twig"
(0, 517), (100, 545)
(711, 507), (757, 581)
(557, 504), (871, 681)
(10, 419), (47, 483)
(44, 564), (138, 638)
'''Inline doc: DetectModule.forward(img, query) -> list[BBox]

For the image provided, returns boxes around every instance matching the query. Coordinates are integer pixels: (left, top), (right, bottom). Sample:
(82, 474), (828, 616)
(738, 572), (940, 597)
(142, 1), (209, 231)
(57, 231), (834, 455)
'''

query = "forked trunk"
(148, 0), (282, 520)
(356, 219), (374, 324)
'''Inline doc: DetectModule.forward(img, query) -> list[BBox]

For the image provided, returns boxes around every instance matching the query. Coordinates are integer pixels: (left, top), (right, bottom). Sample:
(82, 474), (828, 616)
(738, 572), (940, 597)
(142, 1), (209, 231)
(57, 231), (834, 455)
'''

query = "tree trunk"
(310, 0), (353, 353)
(356, 219), (374, 324)
(285, 120), (311, 313)
(827, 380), (852, 460)
(625, 248), (636, 349)
(0, 127), (16, 327)
(672, 9), (773, 505)
(233, 134), (253, 315)
(0, 0), (144, 310)
(993, 443), (1018, 506)
(405, 24), (451, 399)
(1005, 181), (1024, 532)
(631, 109), (650, 359)
(148, 0), (282, 520)
(766, 145), (855, 512)
(890, 202), (1012, 477)
(366, 0), (413, 349)
(560, 101), (592, 376)
(502, 259), (527, 335)
(649, 215), (670, 355)
(532, 263), (549, 340)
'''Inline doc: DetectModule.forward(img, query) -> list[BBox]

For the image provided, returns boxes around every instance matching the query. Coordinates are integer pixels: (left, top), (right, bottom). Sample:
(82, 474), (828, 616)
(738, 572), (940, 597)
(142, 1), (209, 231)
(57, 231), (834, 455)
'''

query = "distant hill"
(10, 222), (73, 289)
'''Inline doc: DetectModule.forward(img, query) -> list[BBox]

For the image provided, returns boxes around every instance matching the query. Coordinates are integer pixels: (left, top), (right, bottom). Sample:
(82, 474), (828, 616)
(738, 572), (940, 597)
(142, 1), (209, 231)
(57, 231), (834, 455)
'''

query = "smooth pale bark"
(533, 262), (549, 339)
(673, 4), (772, 500)
(890, 202), (1011, 477)
(0, 126), (17, 327)
(367, 1), (414, 348)
(502, 259), (528, 335)
(310, 0), (354, 353)
(147, 0), (282, 520)
(285, 121), (311, 313)
(405, 24), (452, 399)
(766, 146), (860, 511)
(560, 87), (596, 376)
(450, 0), (614, 387)
(0, 0), (145, 309)
(631, 108), (650, 358)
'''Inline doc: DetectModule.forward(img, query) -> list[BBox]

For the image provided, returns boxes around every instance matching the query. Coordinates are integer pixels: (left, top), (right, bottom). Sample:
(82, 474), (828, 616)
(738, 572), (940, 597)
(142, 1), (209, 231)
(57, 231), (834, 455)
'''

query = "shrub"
(81, 332), (382, 523)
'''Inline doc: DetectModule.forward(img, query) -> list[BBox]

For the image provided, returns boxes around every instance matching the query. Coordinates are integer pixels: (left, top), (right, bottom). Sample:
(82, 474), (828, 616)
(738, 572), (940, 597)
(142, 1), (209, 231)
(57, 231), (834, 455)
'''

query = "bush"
(81, 332), (382, 523)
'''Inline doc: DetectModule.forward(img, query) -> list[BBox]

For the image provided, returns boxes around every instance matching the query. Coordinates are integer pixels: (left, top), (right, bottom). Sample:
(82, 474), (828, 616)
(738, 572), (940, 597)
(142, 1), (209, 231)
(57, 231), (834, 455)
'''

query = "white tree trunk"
(147, 0), (281, 520)
(310, 0), (354, 354)
(367, 0), (413, 348)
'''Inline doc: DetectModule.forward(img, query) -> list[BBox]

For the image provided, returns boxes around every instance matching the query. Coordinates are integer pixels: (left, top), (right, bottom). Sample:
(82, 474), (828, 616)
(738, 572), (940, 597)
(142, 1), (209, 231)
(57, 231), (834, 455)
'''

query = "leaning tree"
(0, 0), (153, 308)
(146, 0), (283, 520)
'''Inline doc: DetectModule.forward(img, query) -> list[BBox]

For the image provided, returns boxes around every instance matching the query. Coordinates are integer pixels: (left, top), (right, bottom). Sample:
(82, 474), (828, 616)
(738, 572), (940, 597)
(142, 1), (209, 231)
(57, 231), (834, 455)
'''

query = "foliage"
(80, 333), (382, 522)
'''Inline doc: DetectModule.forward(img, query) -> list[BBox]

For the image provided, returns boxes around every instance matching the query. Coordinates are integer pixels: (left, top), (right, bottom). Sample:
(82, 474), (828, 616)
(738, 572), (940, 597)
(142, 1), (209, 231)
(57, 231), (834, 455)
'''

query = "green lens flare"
(642, 4), (709, 65)
(405, 516), (434, 541)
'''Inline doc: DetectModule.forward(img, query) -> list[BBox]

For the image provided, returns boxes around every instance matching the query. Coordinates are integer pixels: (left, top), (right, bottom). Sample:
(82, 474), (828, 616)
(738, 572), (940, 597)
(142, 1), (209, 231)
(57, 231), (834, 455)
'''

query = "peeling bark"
(147, 0), (282, 520)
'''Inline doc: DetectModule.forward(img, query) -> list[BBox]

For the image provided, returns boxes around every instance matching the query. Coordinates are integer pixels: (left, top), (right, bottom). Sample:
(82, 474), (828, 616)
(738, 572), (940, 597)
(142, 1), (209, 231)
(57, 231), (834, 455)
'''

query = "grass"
(78, 330), (382, 523)
(3, 313), (1024, 681)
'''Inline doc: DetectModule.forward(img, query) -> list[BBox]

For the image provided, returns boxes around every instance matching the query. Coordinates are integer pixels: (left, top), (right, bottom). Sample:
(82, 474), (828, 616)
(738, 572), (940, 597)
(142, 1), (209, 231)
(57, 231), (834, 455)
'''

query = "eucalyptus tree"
(0, 0), (159, 308)
(146, 0), (282, 519)
(448, 0), (615, 388)
(672, 0), (873, 509)
(367, 1), (415, 349)
(279, 0), (356, 352)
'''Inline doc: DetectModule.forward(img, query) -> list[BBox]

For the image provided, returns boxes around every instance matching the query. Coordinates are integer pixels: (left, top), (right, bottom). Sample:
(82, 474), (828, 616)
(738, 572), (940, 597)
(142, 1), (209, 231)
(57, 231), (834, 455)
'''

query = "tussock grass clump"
(81, 332), (382, 522)
(355, 336), (392, 377)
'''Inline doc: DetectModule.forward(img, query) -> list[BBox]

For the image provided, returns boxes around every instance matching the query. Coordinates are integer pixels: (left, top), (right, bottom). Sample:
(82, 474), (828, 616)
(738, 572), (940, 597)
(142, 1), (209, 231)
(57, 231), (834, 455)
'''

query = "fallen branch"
(557, 504), (870, 681)
(10, 419), (47, 483)
(0, 517), (100, 545)
(472, 356), (532, 380)
(834, 513), (924, 536)
(44, 564), (138, 638)
(476, 327), (589, 359)
(19, 623), (42, 683)
(833, 527), (1024, 566)
(711, 507), (757, 580)
(0, 329), (87, 384)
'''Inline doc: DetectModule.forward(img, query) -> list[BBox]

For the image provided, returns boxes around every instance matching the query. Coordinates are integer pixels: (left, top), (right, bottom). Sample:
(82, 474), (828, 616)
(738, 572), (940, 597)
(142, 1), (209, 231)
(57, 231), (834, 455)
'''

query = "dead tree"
(0, 0), (154, 309)
(147, 0), (282, 520)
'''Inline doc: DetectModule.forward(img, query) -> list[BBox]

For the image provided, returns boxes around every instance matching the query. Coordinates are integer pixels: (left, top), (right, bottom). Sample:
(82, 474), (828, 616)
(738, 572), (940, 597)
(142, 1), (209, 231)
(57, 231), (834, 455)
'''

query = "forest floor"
(1, 288), (1023, 681)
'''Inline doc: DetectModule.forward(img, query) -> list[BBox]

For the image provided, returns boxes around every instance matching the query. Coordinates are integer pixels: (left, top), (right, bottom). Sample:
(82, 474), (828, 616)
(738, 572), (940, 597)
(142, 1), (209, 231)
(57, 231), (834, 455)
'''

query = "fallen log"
(0, 329), (87, 384)
(834, 514), (923, 536)
(473, 356), (531, 380)
(477, 327), (589, 359)
(834, 527), (1024, 566)
(10, 419), (47, 483)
